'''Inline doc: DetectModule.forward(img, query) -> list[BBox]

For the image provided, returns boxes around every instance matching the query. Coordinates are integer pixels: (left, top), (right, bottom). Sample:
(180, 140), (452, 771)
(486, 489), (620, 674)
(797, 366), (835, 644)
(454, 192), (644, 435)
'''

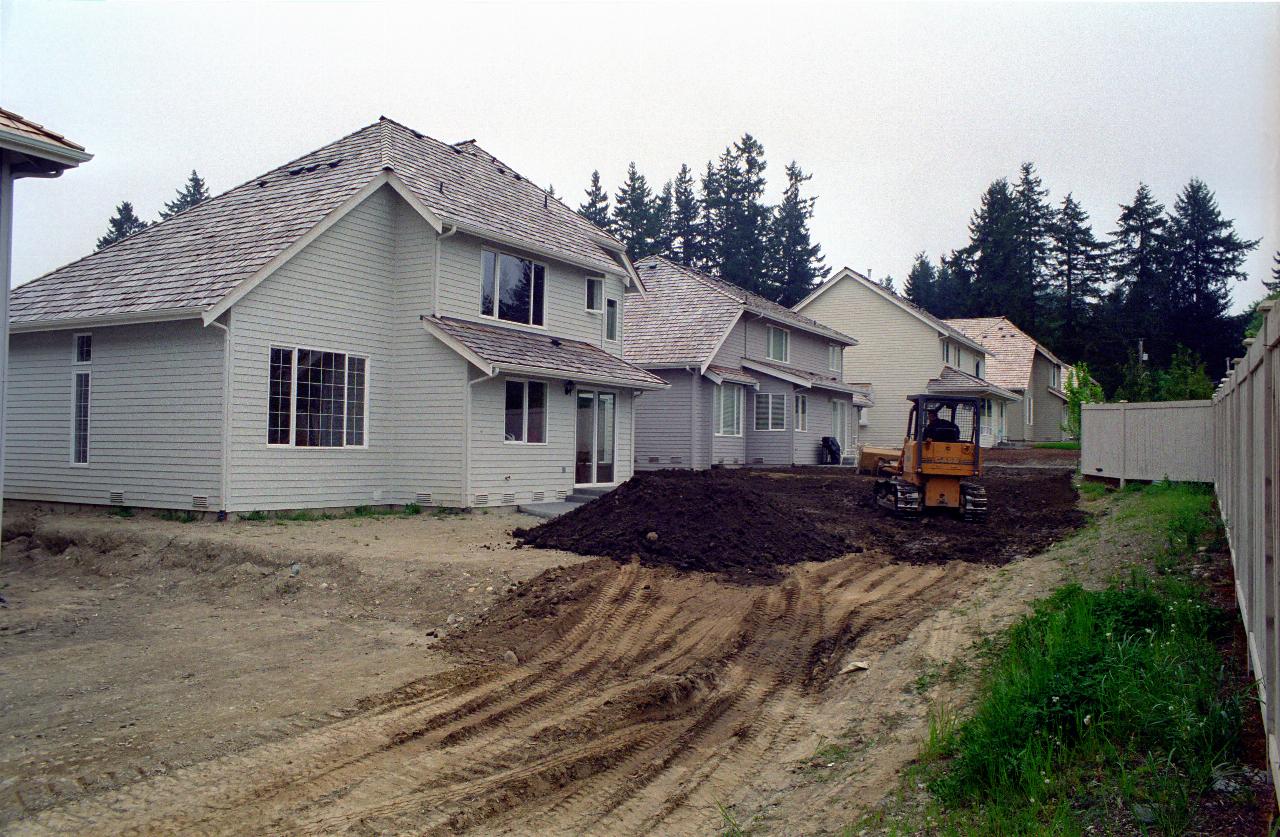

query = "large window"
(72, 371), (90, 464)
(586, 277), (603, 312)
(605, 298), (619, 342)
(481, 250), (545, 326)
(505, 380), (547, 444)
(267, 347), (368, 447)
(1026, 396), (1034, 425)
(714, 384), (742, 437)
(766, 325), (789, 363)
(755, 392), (786, 431)
(795, 394), (808, 431)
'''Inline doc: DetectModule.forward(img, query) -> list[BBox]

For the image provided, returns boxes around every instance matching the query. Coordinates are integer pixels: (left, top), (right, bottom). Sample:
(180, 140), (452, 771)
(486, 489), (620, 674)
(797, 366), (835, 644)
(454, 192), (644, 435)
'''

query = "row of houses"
(3, 117), (1069, 514)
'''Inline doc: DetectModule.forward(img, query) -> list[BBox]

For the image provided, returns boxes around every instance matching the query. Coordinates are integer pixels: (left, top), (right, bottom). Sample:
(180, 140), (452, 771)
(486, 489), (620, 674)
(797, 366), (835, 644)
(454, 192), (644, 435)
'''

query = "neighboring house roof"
(740, 357), (874, 404)
(11, 117), (631, 329)
(421, 315), (667, 391)
(794, 267), (988, 355)
(624, 255), (856, 367)
(926, 365), (1021, 402)
(705, 364), (760, 387)
(944, 316), (1066, 393)
(0, 107), (92, 175)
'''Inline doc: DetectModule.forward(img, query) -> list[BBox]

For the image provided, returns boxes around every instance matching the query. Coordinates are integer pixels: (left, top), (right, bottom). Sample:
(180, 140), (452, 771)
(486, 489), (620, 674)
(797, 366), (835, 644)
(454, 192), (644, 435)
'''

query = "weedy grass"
(899, 481), (1243, 835)
(1034, 441), (1081, 450)
(1076, 480), (1109, 501)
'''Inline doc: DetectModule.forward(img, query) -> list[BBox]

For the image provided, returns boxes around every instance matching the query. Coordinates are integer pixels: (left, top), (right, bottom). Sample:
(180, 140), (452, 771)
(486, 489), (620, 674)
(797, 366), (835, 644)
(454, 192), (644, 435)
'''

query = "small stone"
(646, 531), (659, 542)
(1132, 804), (1157, 824)
(289, 563), (301, 577)
(502, 649), (519, 665)
(485, 586), (495, 594)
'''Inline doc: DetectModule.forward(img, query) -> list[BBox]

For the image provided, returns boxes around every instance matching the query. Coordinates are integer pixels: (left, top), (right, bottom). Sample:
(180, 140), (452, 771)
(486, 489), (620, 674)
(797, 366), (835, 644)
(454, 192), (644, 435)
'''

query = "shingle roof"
(944, 317), (1064, 391)
(926, 365), (1020, 401)
(423, 316), (667, 390)
(740, 357), (873, 404)
(0, 108), (88, 154)
(624, 256), (855, 366)
(0, 107), (92, 176)
(706, 365), (760, 386)
(11, 117), (626, 327)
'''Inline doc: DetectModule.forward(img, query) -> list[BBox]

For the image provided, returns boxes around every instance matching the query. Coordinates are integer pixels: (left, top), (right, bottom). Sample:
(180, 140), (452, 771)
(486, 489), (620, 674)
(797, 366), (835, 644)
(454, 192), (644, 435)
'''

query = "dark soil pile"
(514, 471), (853, 582)
(516, 469), (1087, 583)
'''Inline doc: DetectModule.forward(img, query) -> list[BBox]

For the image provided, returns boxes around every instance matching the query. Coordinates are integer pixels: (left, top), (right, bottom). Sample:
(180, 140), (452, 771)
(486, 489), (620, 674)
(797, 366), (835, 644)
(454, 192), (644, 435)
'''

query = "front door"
(575, 390), (616, 485)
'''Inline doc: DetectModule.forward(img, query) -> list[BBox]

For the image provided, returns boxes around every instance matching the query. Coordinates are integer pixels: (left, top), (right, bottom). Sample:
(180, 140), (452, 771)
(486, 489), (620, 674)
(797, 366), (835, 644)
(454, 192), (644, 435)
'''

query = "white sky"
(3, 0), (1277, 311)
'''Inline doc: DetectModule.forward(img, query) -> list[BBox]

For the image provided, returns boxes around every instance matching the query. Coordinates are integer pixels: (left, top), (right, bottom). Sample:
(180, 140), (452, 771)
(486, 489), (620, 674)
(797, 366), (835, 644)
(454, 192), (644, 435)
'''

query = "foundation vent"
(648, 456), (660, 464)
(108, 491), (125, 506)
(670, 456), (683, 464)
(191, 495), (210, 510)
(502, 492), (516, 505)
(532, 491), (545, 502)
(415, 492), (432, 506)
(555, 489), (568, 501)
(474, 494), (489, 506)
(752, 457), (764, 465)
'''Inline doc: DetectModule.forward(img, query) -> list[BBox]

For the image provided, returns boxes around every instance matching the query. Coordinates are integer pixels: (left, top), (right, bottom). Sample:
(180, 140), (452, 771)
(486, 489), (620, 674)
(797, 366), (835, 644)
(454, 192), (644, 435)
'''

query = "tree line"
(900, 164), (1266, 396)
(576, 134), (830, 306)
(96, 170), (211, 250)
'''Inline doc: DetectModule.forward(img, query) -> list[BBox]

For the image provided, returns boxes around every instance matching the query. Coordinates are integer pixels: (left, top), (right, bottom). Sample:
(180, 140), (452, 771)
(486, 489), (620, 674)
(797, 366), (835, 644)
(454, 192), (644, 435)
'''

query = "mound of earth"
(516, 469), (1086, 581)
(513, 470), (853, 582)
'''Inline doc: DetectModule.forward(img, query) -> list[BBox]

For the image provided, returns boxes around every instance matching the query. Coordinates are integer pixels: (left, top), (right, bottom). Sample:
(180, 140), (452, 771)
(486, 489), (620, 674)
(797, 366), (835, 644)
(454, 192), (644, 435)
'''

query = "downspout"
(208, 317), (232, 515)
(686, 365), (698, 468)
(464, 366), (498, 505)
(432, 223), (458, 318)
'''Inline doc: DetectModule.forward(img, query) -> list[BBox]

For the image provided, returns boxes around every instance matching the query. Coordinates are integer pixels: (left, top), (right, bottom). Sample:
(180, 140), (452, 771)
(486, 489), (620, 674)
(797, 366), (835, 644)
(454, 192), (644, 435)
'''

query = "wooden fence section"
(1081, 400), (1214, 483)
(1213, 299), (1279, 797)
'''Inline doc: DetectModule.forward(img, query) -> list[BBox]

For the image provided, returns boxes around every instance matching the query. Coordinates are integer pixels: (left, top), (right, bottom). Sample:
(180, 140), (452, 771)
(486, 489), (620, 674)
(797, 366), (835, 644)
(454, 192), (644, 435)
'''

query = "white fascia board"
(0, 130), (92, 168)
(496, 363), (668, 391)
(383, 171), (446, 234)
(10, 306), (205, 333)
(749, 310), (857, 346)
(698, 310), (744, 375)
(741, 358), (813, 389)
(201, 172), (398, 325)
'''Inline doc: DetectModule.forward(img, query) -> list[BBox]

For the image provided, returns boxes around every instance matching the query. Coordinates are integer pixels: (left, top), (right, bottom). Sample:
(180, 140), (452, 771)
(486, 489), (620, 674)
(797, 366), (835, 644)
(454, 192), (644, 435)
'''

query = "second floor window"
(605, 299), (619, 341)
(943, 341), (951, 364)
(481, 250), (545, 326)
(766, 325), (789, 363)
(828, 344), (841, 373)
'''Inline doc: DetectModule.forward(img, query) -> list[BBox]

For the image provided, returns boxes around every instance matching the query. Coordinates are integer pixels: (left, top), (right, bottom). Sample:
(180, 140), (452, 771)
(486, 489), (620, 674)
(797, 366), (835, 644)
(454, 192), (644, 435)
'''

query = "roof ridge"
(13, 119), (385, 296)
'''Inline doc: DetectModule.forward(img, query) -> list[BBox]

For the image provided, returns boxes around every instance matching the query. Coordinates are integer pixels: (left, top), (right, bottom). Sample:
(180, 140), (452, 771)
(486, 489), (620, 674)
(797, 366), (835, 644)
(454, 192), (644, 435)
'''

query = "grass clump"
(1034, 441), (1081, 450)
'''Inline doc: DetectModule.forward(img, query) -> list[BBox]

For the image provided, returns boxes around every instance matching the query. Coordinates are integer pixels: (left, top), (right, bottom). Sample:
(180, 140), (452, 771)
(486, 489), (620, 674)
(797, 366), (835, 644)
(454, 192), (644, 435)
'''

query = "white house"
(793, 267), (1020, 448)
(625, 256), (871, 469)
(4, 117), (665, 514)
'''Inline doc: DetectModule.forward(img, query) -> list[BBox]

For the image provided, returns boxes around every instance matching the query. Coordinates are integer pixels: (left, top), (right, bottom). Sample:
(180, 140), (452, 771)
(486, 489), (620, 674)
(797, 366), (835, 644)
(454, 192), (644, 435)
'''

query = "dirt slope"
(10, 553), (980, 836)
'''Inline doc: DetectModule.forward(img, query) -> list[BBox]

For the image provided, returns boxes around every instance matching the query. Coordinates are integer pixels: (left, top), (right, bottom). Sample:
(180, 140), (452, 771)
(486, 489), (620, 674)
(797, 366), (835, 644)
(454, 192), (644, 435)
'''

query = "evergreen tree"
(1047, 194), (1107, 358)
(962, 178), (1022, 318)
(904, 252), (937, 309)
(1163, 178), (1259, 376)
(697, 160), (723, 274)
(668, 164), (702, 267)
(1268, 250), (1280, 293)
(578, 170), (612, 231)
(1010, 162), (1054, 331)
(652, 180), (675, 257)
(1153, 346), (1215, 401)
(1111, 183), (1171, 365)
(768, 161), (828, 306)
(96, 201), (149, 250)
(159, 170), (210, 220)
(878, 274), (896, 293)
(705, 134), (772, 295)
(611, 163), (662, 260)
(933, 250), (976, 318)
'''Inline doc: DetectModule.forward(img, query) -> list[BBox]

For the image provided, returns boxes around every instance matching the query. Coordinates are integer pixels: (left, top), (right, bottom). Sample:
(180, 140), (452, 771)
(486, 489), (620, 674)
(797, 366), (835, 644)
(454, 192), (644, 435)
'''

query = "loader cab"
(901, 395), (983, 482)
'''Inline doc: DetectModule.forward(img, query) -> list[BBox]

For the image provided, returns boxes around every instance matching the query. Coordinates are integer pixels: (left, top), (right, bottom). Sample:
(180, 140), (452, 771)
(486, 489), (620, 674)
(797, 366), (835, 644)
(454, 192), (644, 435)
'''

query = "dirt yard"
(1, 471), (1094, 835)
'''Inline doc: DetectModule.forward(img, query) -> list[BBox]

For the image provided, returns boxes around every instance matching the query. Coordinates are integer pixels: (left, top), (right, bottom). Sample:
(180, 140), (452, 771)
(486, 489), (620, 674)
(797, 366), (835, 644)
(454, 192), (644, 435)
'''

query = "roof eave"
(0, 130), (92, 171)
(496, 362), (668, 391)
(9, 306), (206, 334)
(442, 219), (628, 281)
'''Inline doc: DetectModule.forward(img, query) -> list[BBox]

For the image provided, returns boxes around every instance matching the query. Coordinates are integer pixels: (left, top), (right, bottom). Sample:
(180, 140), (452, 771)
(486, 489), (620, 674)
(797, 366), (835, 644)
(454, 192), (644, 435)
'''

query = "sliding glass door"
(575, 390), (616, 485)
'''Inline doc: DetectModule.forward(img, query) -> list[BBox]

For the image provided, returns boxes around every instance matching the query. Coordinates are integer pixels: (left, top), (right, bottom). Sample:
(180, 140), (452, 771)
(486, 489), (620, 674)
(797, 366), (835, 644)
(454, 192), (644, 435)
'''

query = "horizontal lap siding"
(1029, 355), (1066, 442)
(793, 392), (837, 465)
(227, 187), (402, 511)
(5, 320), (223, 508)
(746, 375), (794, 465)
(634, 370), (693, 469)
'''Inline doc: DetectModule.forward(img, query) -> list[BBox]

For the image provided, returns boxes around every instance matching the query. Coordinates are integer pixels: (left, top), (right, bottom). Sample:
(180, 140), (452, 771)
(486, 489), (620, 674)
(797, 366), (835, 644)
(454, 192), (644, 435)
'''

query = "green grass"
(1077, 480), (1109, 501)
(1034, 441), (1081, 450)
(107, 506), (134, 518)
(901, 482), (1243, 835)
(238, 510), (269, 522)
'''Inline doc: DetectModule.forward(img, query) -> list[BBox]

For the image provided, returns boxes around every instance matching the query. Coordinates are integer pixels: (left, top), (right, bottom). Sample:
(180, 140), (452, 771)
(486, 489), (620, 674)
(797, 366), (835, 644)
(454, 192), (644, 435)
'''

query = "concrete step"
(516, 501), (583, 520)
(570, 486), (614, 498)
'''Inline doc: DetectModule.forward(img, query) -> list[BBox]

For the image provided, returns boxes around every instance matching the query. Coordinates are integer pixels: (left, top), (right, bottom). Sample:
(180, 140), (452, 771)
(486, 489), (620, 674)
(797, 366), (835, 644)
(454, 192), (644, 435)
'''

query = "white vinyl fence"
(1214, 299), (1279, 796)
(1080, 400), (1214, 484)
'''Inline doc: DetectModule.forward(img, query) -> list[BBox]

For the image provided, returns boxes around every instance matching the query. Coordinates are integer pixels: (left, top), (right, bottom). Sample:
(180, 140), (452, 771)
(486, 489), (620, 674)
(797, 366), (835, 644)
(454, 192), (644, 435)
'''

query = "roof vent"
(439, 181), (445, 193)
(288, 166), (304, 176)
(550, 338), (561, 347)
(496, 166), (506, 174)
(257, 180), (268, 188)
(410, 129), (423, 139)
(450, 145), (463, 154)
(544, 194), (549, 209)
(328, 158), (343, 168)
(306, 163), (321, 173)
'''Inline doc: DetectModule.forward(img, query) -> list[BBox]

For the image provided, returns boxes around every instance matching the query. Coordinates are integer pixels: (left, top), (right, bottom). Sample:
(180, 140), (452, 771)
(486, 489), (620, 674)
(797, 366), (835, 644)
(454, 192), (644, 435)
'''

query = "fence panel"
(1081, 400), (1214, 483)
(1212, 299), (1279, 801)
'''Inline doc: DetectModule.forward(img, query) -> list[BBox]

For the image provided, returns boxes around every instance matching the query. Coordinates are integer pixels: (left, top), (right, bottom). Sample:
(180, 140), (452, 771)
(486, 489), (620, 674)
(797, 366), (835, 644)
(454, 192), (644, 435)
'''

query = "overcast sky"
(3, 1), (1277, 310)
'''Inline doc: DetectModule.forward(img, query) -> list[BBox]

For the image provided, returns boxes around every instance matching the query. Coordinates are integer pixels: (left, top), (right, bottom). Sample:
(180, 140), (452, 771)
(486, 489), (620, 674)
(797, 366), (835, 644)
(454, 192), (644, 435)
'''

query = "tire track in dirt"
(10, 555), (979, 837)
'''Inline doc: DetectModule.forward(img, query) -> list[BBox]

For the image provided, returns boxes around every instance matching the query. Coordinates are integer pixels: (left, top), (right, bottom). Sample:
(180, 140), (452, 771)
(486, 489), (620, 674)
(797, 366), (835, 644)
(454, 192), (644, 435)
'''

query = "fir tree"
(1111, 183), (1171, 364)
(904, 252), (937, 309)
(768, 161), (829, 306)
(159, 170), (211, 220)
(578, 170), (612, 231)
(1269, 250), (1280, 293)
(1010, 162), (1054, 330)
(668, 164), (702, 267)
(878, 274), (896, 293)
(706, 135), (772, 294)
(652, 180), (675, 257)
(1047, 194), (1107, 358)
(611, 163), (662, 260)
(96, 201), (149, 250)
(962, 178), (1021, 318)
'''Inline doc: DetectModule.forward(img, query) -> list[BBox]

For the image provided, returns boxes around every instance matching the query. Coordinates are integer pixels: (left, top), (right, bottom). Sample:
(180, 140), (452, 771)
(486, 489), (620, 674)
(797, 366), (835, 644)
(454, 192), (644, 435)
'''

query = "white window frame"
(828, 344), (841, 373)
(1026, 396), (1034, 426)
(70, 370), (90, 465)
(795, 394), (808, 431)
(765, 325), (790, 363)
(480, 248), (547, 328)
(586, 277), (603, 312)
(1051, 365), (1061, 389)
(943, 341), (951, 364)
(503, 378), (548, 445)
(755, 392), (786, 432)
(976, 358), (984, 378)
(714, 383), (743, 437)
(266, 346), (370, 449)
(605, 298), (619, 342)
(73, 332), (92, 365)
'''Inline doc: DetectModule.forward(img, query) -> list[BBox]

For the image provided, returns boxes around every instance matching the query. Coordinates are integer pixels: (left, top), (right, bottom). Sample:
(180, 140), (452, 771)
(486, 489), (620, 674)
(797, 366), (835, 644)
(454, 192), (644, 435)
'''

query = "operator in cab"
(923, 406), (960, 442)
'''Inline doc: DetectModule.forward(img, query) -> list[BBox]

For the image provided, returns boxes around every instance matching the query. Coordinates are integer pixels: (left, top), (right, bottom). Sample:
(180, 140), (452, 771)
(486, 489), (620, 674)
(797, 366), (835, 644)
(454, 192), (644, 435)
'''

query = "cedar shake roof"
(927, 365), (1020, 401)
(11, 117), (627, 327)
(705, 365), (760, 387)
(422, 315), (667, 390)
(740, 357), (874, 404)
(944, 316), (1065, 391)
(624, 256), (855, 367)
(0, 107), (91, 175)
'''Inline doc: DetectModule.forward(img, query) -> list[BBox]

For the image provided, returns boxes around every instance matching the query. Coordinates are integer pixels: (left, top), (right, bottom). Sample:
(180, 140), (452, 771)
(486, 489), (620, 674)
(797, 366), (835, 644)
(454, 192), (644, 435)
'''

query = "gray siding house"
(944, 317), (1068, 443)
(5, 118), (665, 513)
(793, 267), (1020, 448)
(625, 256), (871, 469)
